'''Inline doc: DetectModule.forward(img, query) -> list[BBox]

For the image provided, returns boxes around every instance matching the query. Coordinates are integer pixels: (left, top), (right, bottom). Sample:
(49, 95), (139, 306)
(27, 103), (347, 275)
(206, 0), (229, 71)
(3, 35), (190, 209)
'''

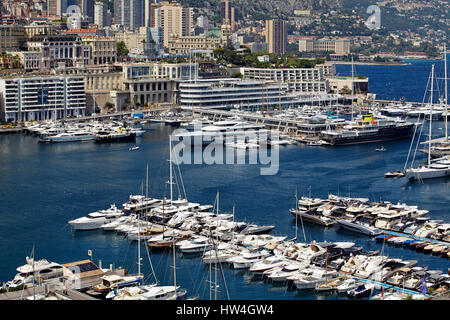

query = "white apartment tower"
(94, 1), (107, 28)
(0, 76), (86, 122)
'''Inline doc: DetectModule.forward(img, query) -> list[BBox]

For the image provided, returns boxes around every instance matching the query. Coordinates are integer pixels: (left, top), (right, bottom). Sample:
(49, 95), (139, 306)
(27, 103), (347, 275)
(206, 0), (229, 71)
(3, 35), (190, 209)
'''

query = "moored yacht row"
(24, 119), (145, 143)
(289, 194), (450, 249)
(63, 191), (450, 300)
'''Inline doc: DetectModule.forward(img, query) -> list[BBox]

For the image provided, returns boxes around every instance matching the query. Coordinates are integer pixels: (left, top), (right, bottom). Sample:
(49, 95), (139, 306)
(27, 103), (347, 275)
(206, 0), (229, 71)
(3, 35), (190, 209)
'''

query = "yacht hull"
(336, 219), (381, 236)
(322, 124), (414, 146)
(289, 209), (335, 227)
(405, 168), (450, 181)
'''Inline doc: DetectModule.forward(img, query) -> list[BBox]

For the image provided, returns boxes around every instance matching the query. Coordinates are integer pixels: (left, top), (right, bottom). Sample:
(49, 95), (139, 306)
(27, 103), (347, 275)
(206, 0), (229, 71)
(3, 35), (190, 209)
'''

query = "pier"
(0, 283), (96, 300)
(0, 127), (24, 134)
(63, 106), (176, 122)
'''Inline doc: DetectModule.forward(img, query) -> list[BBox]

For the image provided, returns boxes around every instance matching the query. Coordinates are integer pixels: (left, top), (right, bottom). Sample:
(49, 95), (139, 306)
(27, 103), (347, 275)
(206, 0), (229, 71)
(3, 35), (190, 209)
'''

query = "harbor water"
(0, 59), (449, 300)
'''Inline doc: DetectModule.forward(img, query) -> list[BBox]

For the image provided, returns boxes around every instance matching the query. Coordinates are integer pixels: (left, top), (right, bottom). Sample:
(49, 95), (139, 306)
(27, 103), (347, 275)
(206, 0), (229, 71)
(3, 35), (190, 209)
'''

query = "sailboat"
(140, 239), (186, 300)
(405, 64), (450, 181)
(419, 44), (449, 158)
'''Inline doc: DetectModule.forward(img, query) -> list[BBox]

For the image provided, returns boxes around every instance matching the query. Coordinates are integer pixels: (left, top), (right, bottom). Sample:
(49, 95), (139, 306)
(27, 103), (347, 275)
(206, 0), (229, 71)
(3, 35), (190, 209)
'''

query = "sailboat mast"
(445, 44), (448, 141)
(232, 205), (235, 244)
(351, 55), (354, 121)
(173, 238), (177, 297)
(216, 192), (219, 215)
(429, 64), (434, 165)
(169, 135), (173, 202)
(138, 182), (143, 281)
(295, 188), (298, 240)
(209, 255), (212, 300)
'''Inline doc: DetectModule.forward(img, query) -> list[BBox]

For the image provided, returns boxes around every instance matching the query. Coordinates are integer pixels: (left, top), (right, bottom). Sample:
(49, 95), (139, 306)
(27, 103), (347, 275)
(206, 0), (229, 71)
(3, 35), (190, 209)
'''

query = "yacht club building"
(239, 66), (331, 94)
(179, 79), (302, 111)
(0, 76), (86, 122)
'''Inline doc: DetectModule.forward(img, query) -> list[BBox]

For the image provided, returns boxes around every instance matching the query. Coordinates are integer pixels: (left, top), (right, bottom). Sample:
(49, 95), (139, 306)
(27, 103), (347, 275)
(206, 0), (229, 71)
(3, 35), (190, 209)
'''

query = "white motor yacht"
(178, 236), (212, 254)
(140, 286), (182, 300)
(68, 204), (124, 230)
(7, 257), (63, 288)
(108, 285), (156, 300)
(227, 250), (271, 269)
(294, 269), (339, 290)
(266, 262), (306, 282)
(41, 130), (96, 143)
(173, 118), (267, 144)
(248, 255), (288, 274)
(336, 216), (382, 236)
(202, 249), (240, 264)
(336, 278), (359, 293)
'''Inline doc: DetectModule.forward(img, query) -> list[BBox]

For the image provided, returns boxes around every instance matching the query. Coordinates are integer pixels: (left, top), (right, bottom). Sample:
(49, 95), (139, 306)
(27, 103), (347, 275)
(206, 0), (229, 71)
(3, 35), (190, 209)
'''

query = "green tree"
(231, 71), (243, 79)
(104, 102), (114, 113)
(117, 41), (129, 57)
(339, 85), (352, 95)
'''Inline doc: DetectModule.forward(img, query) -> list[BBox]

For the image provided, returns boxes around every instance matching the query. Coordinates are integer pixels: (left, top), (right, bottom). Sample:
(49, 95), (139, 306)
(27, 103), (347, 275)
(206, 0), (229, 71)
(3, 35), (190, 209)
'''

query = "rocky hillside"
(180, 0), (342, 20)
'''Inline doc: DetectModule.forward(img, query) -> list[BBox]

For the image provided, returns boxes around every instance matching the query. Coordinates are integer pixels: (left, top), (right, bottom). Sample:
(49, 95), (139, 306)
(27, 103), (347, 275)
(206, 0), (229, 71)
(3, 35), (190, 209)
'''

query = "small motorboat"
(431, 245), (446, 255)
(415, 242), (428, 252)
(385, 170), (405, 178)
(403, 239), (420, 248)
(376, 146), (386, 152)
(375, 234), (394, 243)
(129, 146), (140, 151)
(423, 244), (437, 254)
(347, 283), (375, 299)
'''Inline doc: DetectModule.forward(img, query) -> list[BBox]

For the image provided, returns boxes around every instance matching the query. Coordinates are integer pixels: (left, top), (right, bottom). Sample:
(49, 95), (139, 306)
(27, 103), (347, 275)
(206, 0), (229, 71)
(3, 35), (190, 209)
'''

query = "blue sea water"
(336, 56), (449, 102)
(0, 59), (449, 300)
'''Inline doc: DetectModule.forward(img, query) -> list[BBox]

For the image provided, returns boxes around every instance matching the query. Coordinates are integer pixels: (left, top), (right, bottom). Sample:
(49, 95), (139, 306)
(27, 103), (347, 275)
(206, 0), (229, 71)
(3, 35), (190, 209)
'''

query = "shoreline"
(333, 61), (409, 66)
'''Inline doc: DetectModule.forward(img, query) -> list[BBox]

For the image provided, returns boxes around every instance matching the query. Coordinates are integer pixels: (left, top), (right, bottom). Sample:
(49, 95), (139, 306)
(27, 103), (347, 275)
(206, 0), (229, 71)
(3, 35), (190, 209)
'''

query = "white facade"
(0, 76), (86, 122)
(39, 36), (91, 70)
(7, 51), (41, 71)
(94, 1), (107, 28)
(123, 62), (197, 81)
(298, 38), (351, 54)
(240, 67), (329, 94)
(179, 79), (300, 110)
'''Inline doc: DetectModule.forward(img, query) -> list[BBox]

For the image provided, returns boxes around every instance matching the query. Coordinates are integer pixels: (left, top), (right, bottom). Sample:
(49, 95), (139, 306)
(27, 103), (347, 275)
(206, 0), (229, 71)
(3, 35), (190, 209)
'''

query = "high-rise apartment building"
(154, 1), (193, 48)
(77, 0), (95, 23)
(46, 0), (64, 16)
(265, 19), (286, 55)
(220, 0), (237, 30)
(114, 0), (145, 30)
(0, 76), (86, 122)
(94, 1), (106, 28)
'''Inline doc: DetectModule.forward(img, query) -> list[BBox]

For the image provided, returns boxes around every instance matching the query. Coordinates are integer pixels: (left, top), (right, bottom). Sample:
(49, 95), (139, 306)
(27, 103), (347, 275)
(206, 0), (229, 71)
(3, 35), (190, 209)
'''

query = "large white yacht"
(41, 130), (96, 143)
(6, 257), (63, 288)
(139, 286), (180, 300)
(173, 116), (267, 144)
(68, 204), (125, 230)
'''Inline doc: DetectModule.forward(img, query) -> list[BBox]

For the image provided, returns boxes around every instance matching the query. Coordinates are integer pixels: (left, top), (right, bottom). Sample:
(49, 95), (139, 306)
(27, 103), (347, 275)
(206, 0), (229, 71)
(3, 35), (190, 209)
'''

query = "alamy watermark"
(66, 5), (82, 30)
(170, 125), (280, 176)
(365, 5), (381, 30)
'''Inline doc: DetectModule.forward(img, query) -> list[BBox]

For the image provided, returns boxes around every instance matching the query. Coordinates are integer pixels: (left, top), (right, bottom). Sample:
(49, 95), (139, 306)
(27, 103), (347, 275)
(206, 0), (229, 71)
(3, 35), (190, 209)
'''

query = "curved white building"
(179, 78), (301, 110)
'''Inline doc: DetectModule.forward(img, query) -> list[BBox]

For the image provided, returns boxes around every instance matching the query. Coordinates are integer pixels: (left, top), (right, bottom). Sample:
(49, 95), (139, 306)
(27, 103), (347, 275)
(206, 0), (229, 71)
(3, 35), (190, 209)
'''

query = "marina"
(1, 58), (450, 301)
